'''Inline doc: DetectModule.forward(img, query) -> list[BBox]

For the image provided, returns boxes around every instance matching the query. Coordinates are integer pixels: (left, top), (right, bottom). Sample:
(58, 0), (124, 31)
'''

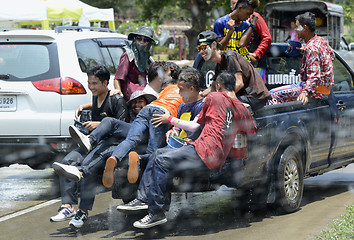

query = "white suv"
(0, 27), (129, 169)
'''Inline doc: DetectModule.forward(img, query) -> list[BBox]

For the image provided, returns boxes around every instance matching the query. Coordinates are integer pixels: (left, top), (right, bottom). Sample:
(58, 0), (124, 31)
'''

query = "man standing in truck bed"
(268, 12), (335, 105)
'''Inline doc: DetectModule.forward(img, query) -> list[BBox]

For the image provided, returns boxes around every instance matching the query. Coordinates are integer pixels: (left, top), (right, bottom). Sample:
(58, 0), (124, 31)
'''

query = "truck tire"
(275, 146), (304, 213)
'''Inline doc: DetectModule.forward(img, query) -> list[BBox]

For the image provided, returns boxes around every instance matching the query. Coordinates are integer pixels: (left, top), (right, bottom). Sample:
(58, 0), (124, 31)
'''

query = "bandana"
(131, 41), (151, 72)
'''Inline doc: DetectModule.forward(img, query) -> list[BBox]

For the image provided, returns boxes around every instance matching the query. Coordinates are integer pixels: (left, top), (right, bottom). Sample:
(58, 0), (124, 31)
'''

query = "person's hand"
(75, 105), (83, 120)
(165, 129), (177, 143)
(249, 52), (258, 64)
(296, 45), (305, 55)
(110, 89), (123, 97)
(297, 93), (308, 105)
(250, 14), (258, 25)
(227, 19), (236, 32)
(82, 121), (100, 131)
(151, 109), (170, 127)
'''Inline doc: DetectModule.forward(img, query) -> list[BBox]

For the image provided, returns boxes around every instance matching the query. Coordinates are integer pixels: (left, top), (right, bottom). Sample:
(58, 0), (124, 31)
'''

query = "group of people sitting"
(49, 0), (335, 230)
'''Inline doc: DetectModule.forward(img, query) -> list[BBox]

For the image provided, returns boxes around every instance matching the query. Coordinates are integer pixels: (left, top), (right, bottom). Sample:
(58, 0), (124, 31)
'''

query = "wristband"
(167, 115), (174, 123)
(250, 24), (256, 30)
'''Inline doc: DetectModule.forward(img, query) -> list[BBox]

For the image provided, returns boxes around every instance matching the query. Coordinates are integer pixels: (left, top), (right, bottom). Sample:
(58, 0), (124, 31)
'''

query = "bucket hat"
(127, 90), (157, 105)
(128, 26), (158, 45)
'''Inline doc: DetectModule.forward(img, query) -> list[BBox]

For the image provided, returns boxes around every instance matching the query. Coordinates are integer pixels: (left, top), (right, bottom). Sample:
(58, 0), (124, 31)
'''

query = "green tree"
(136, 0), (226, 59)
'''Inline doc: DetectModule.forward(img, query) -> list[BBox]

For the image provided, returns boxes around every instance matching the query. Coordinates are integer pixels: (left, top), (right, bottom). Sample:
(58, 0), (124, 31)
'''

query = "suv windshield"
(0, 43), (59, 81)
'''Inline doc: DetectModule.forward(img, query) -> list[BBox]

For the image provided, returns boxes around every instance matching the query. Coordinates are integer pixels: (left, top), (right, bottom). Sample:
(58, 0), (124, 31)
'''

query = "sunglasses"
(136, 36), (151, 44)
(196, 44), (209, 52)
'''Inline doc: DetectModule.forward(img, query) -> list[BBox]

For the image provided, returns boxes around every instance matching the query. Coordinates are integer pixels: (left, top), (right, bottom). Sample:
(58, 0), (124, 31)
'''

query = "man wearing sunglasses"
(197, 31), (271, 113)
(112, 26), (158, 101)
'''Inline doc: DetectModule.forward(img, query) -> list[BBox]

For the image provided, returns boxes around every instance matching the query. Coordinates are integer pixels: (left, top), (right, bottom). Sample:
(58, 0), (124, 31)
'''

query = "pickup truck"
(113, 42), (354, 214)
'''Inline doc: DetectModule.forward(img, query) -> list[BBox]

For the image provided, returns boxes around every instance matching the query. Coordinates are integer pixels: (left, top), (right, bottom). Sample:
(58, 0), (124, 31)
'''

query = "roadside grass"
(316, 204), (354, 240)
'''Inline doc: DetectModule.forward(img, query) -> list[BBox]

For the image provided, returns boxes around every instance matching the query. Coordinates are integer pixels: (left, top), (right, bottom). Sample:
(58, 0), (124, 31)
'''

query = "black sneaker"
(69, 209), (88, 229)
(116, 198), (148, 211)
(133, 212), (167, 229)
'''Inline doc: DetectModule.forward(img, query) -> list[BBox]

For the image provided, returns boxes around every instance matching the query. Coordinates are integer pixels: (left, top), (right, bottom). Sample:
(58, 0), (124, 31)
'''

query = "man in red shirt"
(124, 71), (256, 229)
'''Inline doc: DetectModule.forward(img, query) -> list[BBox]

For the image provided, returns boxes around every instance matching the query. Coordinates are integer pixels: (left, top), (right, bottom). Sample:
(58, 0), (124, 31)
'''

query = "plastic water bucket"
(167, 135), (187, 149)
(286, 40), (302, 57)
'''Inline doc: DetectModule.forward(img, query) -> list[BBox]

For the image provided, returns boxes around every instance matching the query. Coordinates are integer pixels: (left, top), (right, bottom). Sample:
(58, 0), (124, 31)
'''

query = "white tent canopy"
(0, 0), (115, 30)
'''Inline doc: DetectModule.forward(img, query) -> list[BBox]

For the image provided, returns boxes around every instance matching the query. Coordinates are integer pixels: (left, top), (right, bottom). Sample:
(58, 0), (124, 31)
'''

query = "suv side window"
(100, 46), (124, 74)
(75, 39), (105, 73)
(332, 58), (353, 92)
(75, 38), (126, 74)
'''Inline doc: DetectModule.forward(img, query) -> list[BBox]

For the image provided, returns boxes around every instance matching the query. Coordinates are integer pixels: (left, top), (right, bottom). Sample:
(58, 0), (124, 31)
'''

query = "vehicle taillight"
(230, 133), (248, 159)
(32, 77), (86, 95)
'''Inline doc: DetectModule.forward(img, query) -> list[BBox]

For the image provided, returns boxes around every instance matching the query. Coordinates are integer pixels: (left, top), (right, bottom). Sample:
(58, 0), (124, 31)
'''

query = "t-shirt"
(289, 30), (299, 41)
(115, 52), (147, 101)
(91, 90), (128, 122)
(214, 14), (251, 62)
(150, 84), (183, 118)
(191, 92), (256, 169)
(215, 50), (270, 100)
(176, 98), (205, 139)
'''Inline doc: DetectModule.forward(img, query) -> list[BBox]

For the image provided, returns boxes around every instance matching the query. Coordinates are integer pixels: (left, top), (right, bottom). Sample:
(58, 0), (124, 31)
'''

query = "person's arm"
(252, 14), (272, 60)
(111, 79), (123, 96)
(167, 115), (201, 133)
(235, 72), (244, 93)
(240, 15), (258, 47)
(214, 17), (234, 50)
(218, 19), (235, 50)
(298, 51), (321, 104)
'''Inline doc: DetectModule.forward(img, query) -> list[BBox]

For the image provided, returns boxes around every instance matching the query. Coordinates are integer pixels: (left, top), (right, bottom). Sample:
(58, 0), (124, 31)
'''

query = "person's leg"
(139, 108), (170, 160)
(127, 107), (170, 183)
(78, 143), (116, 211)
(89, 117), (131, 145)
(133, 145), (208, 228)
(111, 107), (152, 161)
(147, 145), (207, 214)
(50, 148), (85, 222)
(58, 148), (85, 205)
(137, 147), (171, 203)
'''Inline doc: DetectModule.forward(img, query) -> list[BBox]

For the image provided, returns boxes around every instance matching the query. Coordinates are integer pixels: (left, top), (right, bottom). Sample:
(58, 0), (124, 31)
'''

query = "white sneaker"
(69, 125), (92, 153)
(50, 205), (76, 222)
(69, 209), (88, 229)
(52, 162), (83, 182)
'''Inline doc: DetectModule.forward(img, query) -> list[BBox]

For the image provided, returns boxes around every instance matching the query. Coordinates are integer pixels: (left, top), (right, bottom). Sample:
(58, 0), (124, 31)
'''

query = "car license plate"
(0, 95), (16, 111)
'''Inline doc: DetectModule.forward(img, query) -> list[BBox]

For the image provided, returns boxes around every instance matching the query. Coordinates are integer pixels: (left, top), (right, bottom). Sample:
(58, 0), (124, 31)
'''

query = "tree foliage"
(136, 0), (225, 59)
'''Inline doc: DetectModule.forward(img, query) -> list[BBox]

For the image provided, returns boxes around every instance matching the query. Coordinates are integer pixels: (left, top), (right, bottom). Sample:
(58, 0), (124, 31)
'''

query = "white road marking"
(0, 199), (60, 223)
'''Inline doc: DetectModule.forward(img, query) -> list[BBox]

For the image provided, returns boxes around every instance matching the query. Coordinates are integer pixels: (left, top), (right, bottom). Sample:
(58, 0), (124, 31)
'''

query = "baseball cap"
(197, 31), (218, 44)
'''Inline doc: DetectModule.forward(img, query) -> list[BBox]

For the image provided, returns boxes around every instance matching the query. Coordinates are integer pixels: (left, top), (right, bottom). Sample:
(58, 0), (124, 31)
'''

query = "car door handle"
(336, 100), (346, 111)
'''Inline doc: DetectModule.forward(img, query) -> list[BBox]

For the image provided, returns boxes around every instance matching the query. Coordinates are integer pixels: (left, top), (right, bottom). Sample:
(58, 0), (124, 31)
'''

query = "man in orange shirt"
(102, 78), (183, 188)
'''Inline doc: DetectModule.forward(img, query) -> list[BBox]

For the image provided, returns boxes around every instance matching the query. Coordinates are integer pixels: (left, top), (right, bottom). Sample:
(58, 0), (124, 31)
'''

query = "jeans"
(140, 145), (210, 214)
(60, 141), (116, 210)
(89, 117), (131, 146)
(112, 105), (170, 162)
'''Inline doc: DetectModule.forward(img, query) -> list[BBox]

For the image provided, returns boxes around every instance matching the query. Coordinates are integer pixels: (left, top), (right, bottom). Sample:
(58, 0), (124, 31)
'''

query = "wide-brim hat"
(128, 26), (159, 45)
(127, 90), (157, 105)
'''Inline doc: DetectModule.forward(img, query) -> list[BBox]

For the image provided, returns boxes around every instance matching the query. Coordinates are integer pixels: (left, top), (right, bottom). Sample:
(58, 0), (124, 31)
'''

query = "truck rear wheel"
(275, 146), (304, 213)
